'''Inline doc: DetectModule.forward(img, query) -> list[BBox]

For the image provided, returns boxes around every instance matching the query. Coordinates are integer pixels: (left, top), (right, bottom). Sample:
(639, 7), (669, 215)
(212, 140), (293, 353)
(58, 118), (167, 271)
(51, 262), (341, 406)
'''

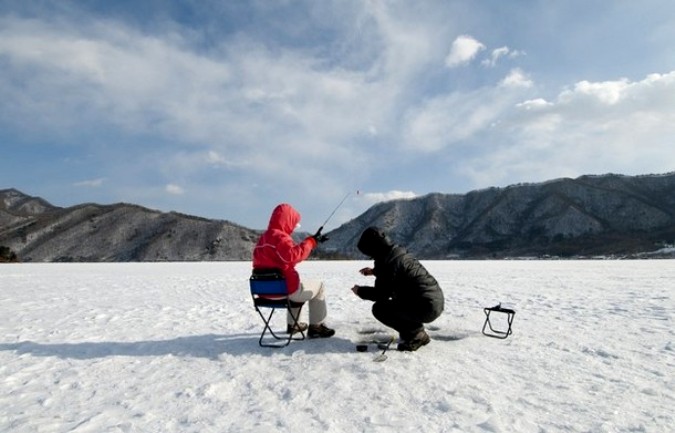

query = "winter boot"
(308, 323), (335, 339)
(397, 330), (431, 351)
(286, 322), (308, 335)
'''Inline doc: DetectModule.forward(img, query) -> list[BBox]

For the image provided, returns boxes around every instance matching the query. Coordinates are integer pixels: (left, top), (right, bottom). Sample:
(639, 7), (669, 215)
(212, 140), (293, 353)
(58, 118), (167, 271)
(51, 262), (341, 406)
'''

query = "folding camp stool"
(249, 268), (306, 348)
(482, 303), (516, 339)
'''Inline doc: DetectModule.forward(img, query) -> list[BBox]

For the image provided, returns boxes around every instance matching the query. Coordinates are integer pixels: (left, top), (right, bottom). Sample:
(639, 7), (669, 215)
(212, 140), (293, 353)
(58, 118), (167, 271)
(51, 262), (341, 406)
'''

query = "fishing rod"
(317, 192), (351, 233)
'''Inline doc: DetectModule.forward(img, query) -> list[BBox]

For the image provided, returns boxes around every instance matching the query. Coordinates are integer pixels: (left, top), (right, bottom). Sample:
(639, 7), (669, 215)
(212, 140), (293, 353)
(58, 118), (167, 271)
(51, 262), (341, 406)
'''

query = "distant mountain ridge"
(318, 173), (675, 259)
(2, 172), (674, 262)
(0, 189), (260, 262)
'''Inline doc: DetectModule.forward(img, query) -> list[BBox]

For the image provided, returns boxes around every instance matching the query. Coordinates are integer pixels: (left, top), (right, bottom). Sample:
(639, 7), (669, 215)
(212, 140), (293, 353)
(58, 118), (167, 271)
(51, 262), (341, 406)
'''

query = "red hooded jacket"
(252, 203), (317, 295)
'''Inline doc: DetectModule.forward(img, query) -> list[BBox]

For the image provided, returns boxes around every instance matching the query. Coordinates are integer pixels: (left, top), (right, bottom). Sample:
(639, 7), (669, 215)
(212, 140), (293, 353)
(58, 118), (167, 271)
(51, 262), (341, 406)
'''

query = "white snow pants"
(287, 279), (327, 325)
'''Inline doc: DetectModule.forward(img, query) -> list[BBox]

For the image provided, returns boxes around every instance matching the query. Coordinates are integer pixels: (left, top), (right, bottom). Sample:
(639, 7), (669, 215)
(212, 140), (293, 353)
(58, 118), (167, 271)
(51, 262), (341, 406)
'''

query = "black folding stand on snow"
(482, 303), (516, 339)
(249, 268), (305, 348)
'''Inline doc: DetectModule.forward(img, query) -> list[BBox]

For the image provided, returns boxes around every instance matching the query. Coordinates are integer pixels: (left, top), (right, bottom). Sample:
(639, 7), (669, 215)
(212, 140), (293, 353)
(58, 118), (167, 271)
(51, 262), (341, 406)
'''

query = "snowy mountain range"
(2, 172), (674, 261)
(318, 173), (675, 259)
(0, 190), (259, 262)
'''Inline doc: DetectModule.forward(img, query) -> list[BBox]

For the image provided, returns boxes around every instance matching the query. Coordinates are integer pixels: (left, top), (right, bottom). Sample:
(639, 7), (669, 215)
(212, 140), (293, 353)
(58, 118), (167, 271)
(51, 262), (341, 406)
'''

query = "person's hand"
(359, 267), (374, 276)
(312, 227), (329, 243)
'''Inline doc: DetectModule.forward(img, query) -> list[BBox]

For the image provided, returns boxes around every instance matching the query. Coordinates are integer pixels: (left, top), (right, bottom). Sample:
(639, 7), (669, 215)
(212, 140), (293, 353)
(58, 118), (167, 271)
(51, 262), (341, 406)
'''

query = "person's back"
(385, 247), (444, 313)
(252, 203), (335, 339)
(252, 203), (315, 296)
(352, 226), (444, 351)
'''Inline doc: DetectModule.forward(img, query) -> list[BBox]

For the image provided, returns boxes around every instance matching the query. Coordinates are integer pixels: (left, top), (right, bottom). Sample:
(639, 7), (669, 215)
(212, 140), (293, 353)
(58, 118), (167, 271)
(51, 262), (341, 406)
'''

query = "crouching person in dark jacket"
(351, 226), (444, 352)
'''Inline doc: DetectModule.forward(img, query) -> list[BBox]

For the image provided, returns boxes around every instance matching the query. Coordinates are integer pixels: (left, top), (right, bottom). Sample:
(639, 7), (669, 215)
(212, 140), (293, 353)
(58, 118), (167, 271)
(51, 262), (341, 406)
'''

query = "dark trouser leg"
(372, 300), (425, 340)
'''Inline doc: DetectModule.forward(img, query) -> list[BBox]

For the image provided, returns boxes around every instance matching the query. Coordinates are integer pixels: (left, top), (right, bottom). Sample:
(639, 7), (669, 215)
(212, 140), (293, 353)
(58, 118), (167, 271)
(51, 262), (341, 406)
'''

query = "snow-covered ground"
(1, 260), (673, 433)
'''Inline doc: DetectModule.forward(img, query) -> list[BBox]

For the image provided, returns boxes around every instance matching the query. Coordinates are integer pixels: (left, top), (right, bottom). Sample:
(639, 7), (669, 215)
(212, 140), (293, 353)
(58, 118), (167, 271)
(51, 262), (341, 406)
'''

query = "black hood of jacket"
(357, 226), (395, 260)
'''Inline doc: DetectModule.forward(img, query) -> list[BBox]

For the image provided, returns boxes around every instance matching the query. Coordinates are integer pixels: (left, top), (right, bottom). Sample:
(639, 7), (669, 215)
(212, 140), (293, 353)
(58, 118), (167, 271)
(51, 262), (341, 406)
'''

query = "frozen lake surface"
(1, 260), (673, 432)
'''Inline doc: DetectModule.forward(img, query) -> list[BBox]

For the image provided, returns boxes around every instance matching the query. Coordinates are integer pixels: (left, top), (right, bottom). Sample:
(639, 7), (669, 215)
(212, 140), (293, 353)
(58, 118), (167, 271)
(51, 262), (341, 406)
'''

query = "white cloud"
(359, 190), (417, 206)
(165, 184), (185, 195)
(73, 178), (105, 188)
(1, 4), (673, 230)
(462, 71), (675, 187)
(445, 35), (485, 68)
(516, 98), (553, 110)
(500, 68), (533, 88)
(560, 78), (630, 105)
(401, 81), (531, 153)
(482, 46), (525, 67)
(0, 16), (376, 185)
(0, 16), (234, 136)
(403, 68), (673, 188)
(206, 150), (227, 165)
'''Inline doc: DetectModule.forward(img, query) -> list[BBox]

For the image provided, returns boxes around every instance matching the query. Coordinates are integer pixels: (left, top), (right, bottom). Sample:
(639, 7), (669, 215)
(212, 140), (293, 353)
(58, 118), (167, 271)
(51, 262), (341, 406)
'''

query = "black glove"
(312, 227), (329, 243)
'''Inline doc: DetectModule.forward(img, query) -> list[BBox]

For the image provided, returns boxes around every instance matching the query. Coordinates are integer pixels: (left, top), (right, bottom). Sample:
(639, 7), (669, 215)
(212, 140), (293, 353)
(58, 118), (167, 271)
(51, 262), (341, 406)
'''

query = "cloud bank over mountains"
(1, 2), (674, 229)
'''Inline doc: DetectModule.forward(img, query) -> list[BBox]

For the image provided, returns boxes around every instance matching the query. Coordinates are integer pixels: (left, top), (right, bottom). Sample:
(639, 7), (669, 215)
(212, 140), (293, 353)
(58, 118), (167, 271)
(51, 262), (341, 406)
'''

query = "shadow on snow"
(0, 333), (359, 360)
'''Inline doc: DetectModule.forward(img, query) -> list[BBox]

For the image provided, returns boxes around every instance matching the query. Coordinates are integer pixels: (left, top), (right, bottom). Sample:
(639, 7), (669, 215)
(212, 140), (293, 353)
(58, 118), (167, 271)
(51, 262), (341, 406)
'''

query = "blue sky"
(1, 1), (674, 231)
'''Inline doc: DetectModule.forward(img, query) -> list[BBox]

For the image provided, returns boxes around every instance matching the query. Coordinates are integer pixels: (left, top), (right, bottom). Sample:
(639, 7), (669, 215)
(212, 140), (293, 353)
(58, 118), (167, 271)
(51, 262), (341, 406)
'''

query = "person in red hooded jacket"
(252, 203), (335, 338)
